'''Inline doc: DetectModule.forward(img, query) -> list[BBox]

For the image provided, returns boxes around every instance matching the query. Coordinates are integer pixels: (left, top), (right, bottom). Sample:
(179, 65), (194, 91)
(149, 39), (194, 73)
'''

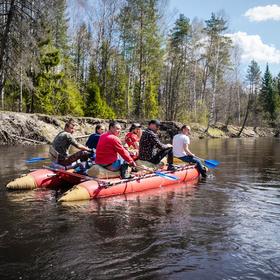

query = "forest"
(0, 0), (280, 129)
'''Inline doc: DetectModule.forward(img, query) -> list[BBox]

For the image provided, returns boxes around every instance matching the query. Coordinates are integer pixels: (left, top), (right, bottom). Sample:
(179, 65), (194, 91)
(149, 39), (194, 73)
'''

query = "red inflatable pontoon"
(59, 165), (200, 202)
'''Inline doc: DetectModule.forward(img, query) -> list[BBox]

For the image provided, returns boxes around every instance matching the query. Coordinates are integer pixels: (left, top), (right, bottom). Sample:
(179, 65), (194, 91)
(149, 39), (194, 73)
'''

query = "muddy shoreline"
(0, 111), (278, 145)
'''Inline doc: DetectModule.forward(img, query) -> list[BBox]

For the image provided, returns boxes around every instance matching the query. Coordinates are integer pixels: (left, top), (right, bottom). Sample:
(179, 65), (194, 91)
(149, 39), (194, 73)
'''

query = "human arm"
(114, 137), (135, 165)
(77, 143), (93, 152)
(150, 131), (169, 150)
(183, 143), (194, 157)
(183, 136), (194, 157)
(70, 135), (93, 152)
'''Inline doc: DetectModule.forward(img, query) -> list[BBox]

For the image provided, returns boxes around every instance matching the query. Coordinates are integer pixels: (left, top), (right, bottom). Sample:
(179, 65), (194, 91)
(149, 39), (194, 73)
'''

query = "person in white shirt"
(173, 125), (207, 177)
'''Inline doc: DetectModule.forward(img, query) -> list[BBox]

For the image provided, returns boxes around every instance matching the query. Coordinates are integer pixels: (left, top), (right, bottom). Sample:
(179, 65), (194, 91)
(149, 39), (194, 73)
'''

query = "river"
(0, 138), (280, 280)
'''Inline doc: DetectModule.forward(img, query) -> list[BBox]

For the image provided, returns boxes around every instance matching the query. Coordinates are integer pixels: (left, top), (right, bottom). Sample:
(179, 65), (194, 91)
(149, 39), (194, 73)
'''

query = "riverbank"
(0, 111), (277, 145)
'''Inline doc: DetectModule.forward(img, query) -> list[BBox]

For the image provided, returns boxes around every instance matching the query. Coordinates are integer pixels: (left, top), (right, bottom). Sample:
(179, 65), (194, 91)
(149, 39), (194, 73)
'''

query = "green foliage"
(171, 14), (191, 51)
(119, 0), (163, 119)
(107, 55), (128, 118)
(204, 13), (232, 79)
(208, 127), (225, 138)
(85, 81), (115, 119)
(179, 99), (209, 125)
(259, 65), (280, 124)
(246, 60), (261, 88)
(59, 79), (85, 116)
(2, 0), (279, 129)
(34, 40), (85, 116)
(144, 80), (158, 118)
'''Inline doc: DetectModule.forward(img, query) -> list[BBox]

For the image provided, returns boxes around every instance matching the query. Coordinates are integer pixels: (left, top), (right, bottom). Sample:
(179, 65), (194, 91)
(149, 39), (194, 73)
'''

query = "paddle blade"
(204, 159), (220, 168)
(25, 157), (48, 163)
(154, 171), (179, 181)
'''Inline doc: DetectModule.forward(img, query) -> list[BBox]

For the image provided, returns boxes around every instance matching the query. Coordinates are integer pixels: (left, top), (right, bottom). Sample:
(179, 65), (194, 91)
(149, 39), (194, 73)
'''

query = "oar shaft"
(137, 165), (179, 180)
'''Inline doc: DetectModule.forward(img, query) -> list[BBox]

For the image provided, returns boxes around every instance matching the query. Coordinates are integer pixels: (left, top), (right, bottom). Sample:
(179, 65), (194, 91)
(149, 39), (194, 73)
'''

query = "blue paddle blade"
(25, 157), (48, 163)
(154, 171), (179, 181)
(204, 159), (220, 168)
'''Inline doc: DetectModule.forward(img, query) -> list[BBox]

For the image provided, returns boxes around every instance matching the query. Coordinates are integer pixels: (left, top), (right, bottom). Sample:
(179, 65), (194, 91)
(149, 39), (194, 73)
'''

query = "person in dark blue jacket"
(86, 124), (105, 150)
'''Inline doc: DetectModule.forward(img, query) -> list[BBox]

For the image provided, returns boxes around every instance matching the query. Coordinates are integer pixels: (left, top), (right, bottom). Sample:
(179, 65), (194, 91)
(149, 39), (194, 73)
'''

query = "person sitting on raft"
(86, 124), (105, 150)
(50, 120), (93, 166)
(124, 123), (142, 160)
(95, 121), (137, 179)
(172, 125), (207, 178)
(139, 119), (176, 171)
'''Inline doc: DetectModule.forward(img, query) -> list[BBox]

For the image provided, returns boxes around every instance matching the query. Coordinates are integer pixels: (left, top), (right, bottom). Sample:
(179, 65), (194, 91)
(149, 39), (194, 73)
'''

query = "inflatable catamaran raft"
(6, 161), (200, 201)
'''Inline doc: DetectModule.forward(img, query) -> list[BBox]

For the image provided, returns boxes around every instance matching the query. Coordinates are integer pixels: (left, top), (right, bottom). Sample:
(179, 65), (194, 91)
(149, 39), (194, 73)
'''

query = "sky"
(168, 0), (280, 76)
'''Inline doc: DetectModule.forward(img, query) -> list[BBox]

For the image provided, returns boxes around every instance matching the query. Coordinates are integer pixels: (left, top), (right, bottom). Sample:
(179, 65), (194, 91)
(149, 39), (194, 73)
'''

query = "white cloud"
(226, 32), (280, 64)
(244, 4), (280, 22)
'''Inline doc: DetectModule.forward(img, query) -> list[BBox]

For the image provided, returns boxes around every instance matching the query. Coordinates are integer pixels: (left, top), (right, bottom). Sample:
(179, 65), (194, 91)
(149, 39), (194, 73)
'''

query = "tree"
(163, 14), (192, 121)
(119, 0), (164, 119)
(85, 64), (115, 118)
(35, 39), (85, 116)
(203, 13), (232, 130)
(259, 65), (280, 125)
(0, 0), (38, 110)
(238, 60), (261, 136)
(72, 23), (92, 84)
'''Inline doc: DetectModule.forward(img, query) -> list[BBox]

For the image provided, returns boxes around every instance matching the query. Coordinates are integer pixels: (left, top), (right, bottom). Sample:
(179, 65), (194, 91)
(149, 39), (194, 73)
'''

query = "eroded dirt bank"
(0, 111), (277, 145)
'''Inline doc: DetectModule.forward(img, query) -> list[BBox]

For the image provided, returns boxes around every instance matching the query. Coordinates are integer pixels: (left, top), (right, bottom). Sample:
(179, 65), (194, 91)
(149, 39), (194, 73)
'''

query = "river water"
(0, 138), (280, 280)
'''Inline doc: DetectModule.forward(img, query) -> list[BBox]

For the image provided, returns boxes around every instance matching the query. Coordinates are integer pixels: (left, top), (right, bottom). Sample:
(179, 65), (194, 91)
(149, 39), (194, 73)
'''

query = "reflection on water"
(0, 138), (280, 279)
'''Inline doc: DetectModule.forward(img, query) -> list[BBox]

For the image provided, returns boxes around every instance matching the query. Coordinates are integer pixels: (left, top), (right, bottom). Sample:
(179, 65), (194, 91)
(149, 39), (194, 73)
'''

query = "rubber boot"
(120, 163), (129, 179)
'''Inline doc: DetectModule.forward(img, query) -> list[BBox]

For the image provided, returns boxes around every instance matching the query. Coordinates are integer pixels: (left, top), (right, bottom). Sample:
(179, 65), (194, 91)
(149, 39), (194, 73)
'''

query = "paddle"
(196, 157), (220, 168)
(137, 166), (179, 181)
(25, 157), (49, 163)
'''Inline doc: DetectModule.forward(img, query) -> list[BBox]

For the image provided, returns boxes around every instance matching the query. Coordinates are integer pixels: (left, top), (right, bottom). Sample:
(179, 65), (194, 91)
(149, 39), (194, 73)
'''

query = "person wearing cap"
(95, 121), (137, 179)
(139, 119), (176, 171)
(172, 125), (207, 177)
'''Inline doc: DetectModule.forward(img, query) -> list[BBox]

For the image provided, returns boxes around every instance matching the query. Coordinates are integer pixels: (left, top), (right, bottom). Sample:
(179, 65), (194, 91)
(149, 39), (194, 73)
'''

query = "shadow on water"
(0, 138), (280, 279)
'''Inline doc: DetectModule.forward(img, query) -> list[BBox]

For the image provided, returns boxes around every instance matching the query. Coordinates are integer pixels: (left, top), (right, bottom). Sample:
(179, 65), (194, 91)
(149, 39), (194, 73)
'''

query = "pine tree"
(35, 38), (85, 116)
(119, 0), (163, 119)
(259, 65), (278, 123)
(163, 14), (191, 121)
(85, 64), (115, 118)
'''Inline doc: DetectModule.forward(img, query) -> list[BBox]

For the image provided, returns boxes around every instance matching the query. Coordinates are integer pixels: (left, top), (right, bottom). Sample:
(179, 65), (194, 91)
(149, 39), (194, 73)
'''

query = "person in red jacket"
(125, 123), (142, 149)
(95, 121), (137, 179)
(125, 123), (142, 160)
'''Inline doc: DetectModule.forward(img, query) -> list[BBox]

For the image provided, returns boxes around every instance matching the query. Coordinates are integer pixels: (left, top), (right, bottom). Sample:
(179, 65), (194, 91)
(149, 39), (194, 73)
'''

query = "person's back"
(139, 120), (175, 171)
(172, 125), (207, 177)
(139, 128), (158, 161)
(172, 133), (190, 158)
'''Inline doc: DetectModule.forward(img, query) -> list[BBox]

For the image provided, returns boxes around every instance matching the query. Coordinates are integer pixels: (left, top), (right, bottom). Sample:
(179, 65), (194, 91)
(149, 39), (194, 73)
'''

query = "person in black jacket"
(139, 119), (176, 171)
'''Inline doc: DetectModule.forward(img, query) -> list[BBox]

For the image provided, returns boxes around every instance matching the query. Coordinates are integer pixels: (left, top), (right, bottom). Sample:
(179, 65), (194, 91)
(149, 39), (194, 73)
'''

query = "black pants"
(58, 151), (89, 166)
(149, 147), (173, 165)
